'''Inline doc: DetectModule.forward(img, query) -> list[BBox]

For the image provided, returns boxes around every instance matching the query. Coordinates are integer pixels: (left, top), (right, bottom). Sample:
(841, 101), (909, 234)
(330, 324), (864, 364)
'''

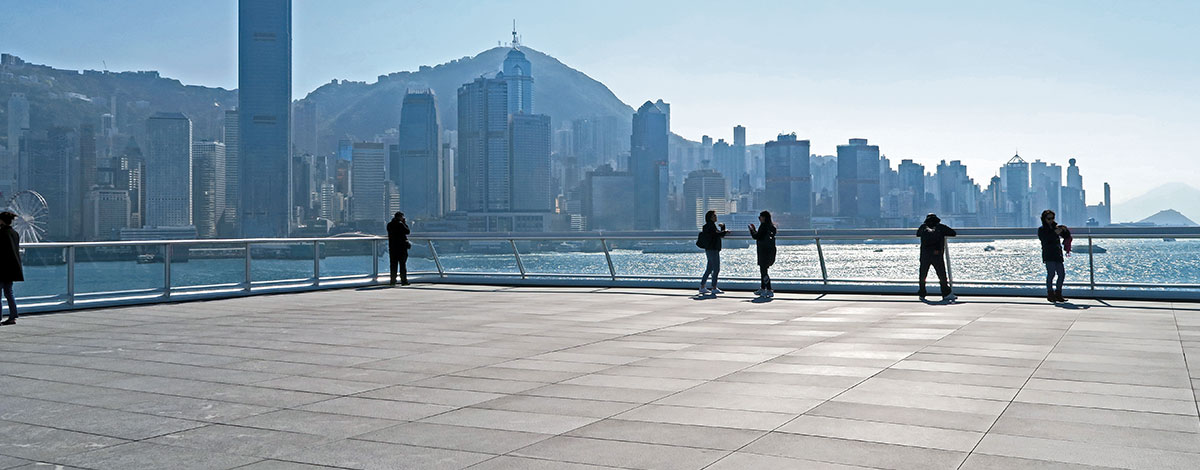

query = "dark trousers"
(919, 256), (950, 296)
(1045, 261), (1065, 291)
(759, 265), (772, 290)
(700, 249), (720, 288)
(1, 281), (15, 319)
(389, 250), (408, 284)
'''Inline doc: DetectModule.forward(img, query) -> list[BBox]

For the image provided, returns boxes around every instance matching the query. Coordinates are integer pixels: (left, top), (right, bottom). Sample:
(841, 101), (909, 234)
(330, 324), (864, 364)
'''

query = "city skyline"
(3, 1), (1197, 202)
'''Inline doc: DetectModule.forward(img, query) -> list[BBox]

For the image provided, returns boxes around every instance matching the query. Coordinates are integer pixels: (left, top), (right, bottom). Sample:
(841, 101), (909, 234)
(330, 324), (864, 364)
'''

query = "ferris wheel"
(6, 190), (49, 243)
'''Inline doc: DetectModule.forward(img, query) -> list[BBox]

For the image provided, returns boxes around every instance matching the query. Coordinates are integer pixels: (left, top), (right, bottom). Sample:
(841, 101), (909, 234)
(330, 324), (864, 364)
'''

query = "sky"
(2, 0), (1198, 212)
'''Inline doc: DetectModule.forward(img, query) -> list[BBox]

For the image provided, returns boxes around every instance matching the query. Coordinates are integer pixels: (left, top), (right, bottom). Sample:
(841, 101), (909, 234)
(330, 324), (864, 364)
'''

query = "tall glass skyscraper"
(457, 76), (510, 212)
(764, 133), (811, 226)
(630, 101), (668, 230)
(836, 138), (881, 226)
(145, 113), (193, 228)
(394, 91), (442, 218)
(238, 0), (291, 237)
(503, 48), (533, 115)
(509, 113), (551, 212)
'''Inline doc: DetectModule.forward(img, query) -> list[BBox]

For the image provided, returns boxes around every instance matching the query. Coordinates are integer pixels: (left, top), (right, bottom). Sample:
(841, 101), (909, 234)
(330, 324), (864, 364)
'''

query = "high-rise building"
(34, 128), (77, 240)
(115, 143), (146, 228)
(291, 154), (313, 221)
(502, 46), (533, 115)
(5, 92), (30, 195)
(509, 113), (552, 212)
(763, 133), (811, 226)
(83, 188), (131, 241)
(682, 168), (729, 229)
(836, 138), (881, 225)
(582, 164), (634, 231)
(442, 130), (456, 213)
(292, 100), (318, 157)
(394, 91), (443, 218)
(1030, 159), (1062, 221)
(630, 101), (669, 230)
(936, 160), (973, 216)
(897, 159), (925, 218)
(1002, 154), (1030, 226)
(732, 125), (747, 193)
(457, 75), (510, 212)
(145, 112), (193, 228)
(349, 142), (385, 222)
(1061, 158), (1086, 226)
(221, 110), (240, 234)
(238, 0), (292, 237)
(192, 141), (226, 238)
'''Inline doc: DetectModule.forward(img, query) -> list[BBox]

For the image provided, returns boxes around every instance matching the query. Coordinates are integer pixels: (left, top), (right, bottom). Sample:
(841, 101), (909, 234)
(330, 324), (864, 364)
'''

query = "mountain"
(301, 46), (635, 153)
(1112, 182), (1200, 223)
(1137, 209), (1197, 227)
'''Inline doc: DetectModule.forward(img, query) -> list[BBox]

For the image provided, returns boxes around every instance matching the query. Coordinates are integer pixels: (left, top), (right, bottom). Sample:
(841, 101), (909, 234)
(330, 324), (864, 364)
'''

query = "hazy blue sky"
(3, 0), (1198, 210)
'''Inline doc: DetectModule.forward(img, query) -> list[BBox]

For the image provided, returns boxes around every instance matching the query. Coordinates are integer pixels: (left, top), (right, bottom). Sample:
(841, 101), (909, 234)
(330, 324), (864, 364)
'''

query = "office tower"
(457, 75), (510, 211)
(682, 168), (729, 229)
(115, 143), (146, 228)
(349, 142), (385, 222)
(654, 99), (671, 131)
(238, 0), (292, 237)
(442, 130), (456, 213)
(897, 159), (925, 218)
(630, 101), (669, 230)
(1104, 182), (1111, 225)
(145, 112), (193, 228)
(936, 160), (973, 216)
(732, 125), (746, 193)
(763, 133), (812, 226)
(73, 123), (97, 239)
(1003, 154), (1030, 226)
(1029, 159), (1062, 221)
(291, 154), (312, 221)
(100, 113), (117, 161)
(394, 90), (443, 218)
(509, 113), (552, 211)
(1061, 158), (1086, 226)
(503, 46), (533, 115)
(318, 181), (336, 220)
(582, 164), (634, 230)
(192, 141), (226, 238)
(836, 138), (881, 226)
(712, 139), (731, 185)
(292, 100), (317, 157)
(5, 92), (29, 195)
(83, 189), (131, 241)
(34, 128), (77, 240)
(221, 110), (240, 233)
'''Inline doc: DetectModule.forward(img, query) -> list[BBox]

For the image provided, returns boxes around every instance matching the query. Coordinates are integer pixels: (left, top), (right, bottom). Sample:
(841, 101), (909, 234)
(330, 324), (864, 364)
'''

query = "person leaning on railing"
(0, 211), (21, 325)
(387, 212), (411, 286)
(916, 213), (957, 302)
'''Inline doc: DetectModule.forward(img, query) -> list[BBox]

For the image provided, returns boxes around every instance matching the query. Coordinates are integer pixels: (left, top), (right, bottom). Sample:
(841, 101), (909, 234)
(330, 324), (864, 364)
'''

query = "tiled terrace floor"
(2, 285), (1200, 469)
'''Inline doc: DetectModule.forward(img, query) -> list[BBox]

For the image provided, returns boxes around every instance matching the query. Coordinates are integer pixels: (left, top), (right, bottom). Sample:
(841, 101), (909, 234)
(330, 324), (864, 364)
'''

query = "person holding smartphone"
(386, 212), (411, 286)
(1038, 209), (1071, 302)
(698, 210), (730, 295)
(748, 210), (777, 298)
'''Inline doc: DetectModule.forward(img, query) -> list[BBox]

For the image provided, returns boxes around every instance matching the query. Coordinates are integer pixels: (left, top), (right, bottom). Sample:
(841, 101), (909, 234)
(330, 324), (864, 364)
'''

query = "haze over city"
(4, 0), (1198, 204)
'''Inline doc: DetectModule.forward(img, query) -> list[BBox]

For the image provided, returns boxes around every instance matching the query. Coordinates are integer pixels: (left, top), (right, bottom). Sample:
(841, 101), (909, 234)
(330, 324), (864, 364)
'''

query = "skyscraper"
(292, 100), (318, 157)
(763, 133), (812, 226)
(192, 141), (226, 238)
(115, 142), (146, 228)
(83, 189), (131, 241)
(394, 91), (442, 218)
(35, 128), (77, 239)
(145, 113), (193, 228)
(682, 168), (729, 229)
(630, 101), (669, 230)
(1030, 159), (1062, 221)
(221, 110), (240, 234)
(836, 138), (881, 226)
(457, 75), (510, 212)
(238, 0), (292, 237)
(583, 164), (634, 231)
(502, 47), (533, 115)
(1003, 154), (1030, 226)
(350, 142), (385, 222)
(509, 113), (552, 212)
(1061, 158), (1086, 226)
(5, 93), (29, 195)
(732, 125), (747, 193)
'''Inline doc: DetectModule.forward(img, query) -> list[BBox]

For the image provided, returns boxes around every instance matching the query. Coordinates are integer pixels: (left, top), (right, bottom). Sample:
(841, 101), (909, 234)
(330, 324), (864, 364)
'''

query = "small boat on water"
(872, 248), (884, 253)
(984, 245), (996, 252)
(1164, 238), (1176, 242)
(136, 253), (158, 264)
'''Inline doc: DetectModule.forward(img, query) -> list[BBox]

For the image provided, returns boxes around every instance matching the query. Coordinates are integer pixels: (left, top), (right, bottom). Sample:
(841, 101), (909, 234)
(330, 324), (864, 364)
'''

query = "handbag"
(695, 231), (708, 249)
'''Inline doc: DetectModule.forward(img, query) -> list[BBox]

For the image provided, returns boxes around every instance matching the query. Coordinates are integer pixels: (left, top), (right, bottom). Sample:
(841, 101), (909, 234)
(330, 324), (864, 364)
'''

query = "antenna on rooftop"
(512, 19), (520, 49)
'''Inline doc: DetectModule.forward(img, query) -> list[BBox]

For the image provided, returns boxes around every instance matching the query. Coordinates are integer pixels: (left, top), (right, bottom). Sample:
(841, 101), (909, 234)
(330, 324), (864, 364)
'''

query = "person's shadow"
(1053, 302), (1090, 310)
(748, 296), (773, 303)
(691, 292), (717, 301)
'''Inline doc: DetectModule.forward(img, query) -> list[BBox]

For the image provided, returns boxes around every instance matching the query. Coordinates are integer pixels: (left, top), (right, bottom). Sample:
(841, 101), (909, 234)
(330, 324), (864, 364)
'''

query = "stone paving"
(2, 285), (1200, 469)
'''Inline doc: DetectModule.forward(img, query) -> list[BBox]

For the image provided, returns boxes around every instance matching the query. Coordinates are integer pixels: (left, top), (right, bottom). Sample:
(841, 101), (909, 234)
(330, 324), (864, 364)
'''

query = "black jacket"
(750, 223), (777, 267)
(386, 219), (410, 253)
(0, 225), (22, 282)
(701, 221), (729, 251)
(916, 223), (956, 260)
(1038, 224), (1068, 263)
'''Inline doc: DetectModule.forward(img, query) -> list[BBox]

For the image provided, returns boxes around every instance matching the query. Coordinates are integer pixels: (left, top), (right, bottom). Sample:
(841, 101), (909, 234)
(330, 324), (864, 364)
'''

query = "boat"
(984, 245), (996, 252)
(1164, 238), (1176, 242)
(872, 248), (884, 253)
(136, 253), (158, 264)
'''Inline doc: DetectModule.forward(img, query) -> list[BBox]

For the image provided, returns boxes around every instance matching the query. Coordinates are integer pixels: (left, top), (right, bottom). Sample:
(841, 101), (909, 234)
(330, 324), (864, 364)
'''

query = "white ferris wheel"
(5, 190), (49, 243)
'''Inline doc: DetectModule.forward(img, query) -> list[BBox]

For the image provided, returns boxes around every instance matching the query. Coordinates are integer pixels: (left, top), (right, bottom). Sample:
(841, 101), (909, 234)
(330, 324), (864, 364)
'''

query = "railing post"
(163, 243), (172, 299)
(944, 239), (953, 287)
(1088, 236), (1095, 291)
(510, 239), (526, 279)
(313, 240), (321, 287)
(815, 237), (829, 285)
(372, 239), (380, 283)
(65, 246), (75, 305)
(243, 242), (252, 292)
(428, 240), (445, 278)
(601, 238), (617, 281)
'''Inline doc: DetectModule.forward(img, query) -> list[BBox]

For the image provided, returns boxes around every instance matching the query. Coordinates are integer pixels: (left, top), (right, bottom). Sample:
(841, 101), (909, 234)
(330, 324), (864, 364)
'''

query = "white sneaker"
(710, 287), (724, 295)
(944, 293), (958, 302)
(698, 287), (710, 295)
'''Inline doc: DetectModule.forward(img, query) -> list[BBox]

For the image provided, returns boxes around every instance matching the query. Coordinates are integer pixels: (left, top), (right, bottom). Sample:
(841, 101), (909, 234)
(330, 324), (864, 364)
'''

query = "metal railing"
(15, 226), (1200, 314)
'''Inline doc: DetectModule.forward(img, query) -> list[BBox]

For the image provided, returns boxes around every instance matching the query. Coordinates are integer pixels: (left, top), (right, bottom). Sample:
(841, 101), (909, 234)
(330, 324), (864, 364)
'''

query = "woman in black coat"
(0, 211), (22, 325)
(698, 210), (729, 295)
(749, 210), (777, 298)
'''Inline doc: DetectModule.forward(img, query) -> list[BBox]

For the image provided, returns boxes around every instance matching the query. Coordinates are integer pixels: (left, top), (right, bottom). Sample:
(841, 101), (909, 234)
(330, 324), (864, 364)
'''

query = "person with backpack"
(697, 210), (729, 295)
(1038, 209), (1072, 303)
(748, 210), (777, 298)
(916, 213), (957, 301)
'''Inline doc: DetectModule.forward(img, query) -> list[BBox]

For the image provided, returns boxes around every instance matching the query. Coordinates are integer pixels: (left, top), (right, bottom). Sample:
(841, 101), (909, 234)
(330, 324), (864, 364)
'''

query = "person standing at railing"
(387, 212), (411, 286)
(749, 210), (777, 298)
(1038, 209), (1072, 303)
(0, 211), (21, 325)
(697, 210), (730, 295)
(916, 213), (957, 302)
